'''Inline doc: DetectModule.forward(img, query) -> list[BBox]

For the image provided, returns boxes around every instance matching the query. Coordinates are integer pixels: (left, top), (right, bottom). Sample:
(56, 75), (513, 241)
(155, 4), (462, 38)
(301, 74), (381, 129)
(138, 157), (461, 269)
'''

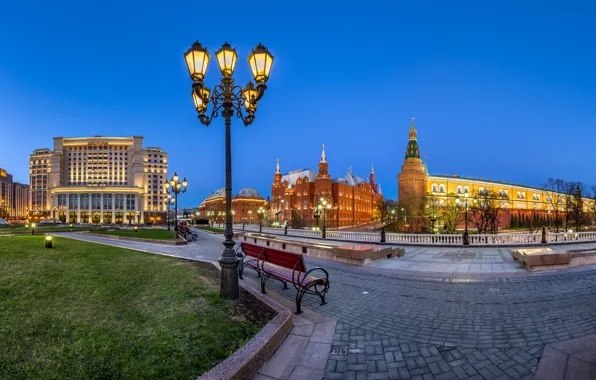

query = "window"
(92, 194), (101, 210)
(456, 186), (463, 194)
(439, 184), (446, 193)
(463, 186), (469, 194)
(126, 194), (135, 210)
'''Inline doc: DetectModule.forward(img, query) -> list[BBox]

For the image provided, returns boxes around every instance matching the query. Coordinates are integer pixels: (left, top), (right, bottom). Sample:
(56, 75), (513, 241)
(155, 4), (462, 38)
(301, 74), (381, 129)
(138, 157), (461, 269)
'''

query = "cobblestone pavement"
(242, 253), (596, 380)
(63, 231), (596, 379)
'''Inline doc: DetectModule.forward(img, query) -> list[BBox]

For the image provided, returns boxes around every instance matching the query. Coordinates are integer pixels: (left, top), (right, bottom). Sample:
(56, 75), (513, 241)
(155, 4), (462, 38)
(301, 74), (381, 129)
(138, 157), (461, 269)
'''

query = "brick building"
(198, 188), (268, 224)
(0, 168), (30, 221)
(271, 145), (383, 228)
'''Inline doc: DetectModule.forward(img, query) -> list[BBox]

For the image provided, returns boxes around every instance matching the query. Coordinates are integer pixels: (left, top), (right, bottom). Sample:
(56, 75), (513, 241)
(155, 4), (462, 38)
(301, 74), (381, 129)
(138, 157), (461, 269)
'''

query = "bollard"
(45, 235), (53, 248)
(541, 227), (547, 244)
(380, 227), (386, 243)
(259, 222), (262, 233)
(284, 224), (288, 235)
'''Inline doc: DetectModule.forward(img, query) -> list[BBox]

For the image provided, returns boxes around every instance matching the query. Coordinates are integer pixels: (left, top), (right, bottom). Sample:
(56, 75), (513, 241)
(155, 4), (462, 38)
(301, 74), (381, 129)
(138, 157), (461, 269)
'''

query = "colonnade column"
(77, 194), (81, 223)
(66, 194), (70, 223)
(100, 193), (104, 224)
(112, 193), (116, 223)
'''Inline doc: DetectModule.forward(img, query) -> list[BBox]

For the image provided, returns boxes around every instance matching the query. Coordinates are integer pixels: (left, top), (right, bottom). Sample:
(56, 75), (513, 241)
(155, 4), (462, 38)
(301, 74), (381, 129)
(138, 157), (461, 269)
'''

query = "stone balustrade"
(232, 224), (596, 246)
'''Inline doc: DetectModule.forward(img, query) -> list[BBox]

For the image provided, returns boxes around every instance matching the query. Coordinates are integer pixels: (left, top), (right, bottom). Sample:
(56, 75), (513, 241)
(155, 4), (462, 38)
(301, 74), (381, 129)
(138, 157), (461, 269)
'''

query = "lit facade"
(271, 146), (383, 228)
(29, 136), (168, 224)
(0, 168), (30, 220)
(198, 188), (268, 224)
(397, 119), (594, 222)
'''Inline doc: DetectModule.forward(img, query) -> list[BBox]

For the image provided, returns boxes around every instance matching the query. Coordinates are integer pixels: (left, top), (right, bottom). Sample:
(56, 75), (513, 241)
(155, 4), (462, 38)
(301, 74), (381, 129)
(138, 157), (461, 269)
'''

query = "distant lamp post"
(248, 209), (253, 224)
(31, 222), (36, 235)
(456, 192), (471, 246)
(258, 207), (266, 232)
(184, 40), (274, 300)
(319, 200), (332, 238)
(401, 207), (406, 232)
(52, 207), (58, 219)
(164, 173), (187, 236)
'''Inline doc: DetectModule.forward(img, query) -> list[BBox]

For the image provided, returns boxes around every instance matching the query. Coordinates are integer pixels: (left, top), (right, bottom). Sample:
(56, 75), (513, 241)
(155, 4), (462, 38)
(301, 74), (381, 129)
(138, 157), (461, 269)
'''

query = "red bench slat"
(263, 247), (306, 273)
(241, 242), (265, 259)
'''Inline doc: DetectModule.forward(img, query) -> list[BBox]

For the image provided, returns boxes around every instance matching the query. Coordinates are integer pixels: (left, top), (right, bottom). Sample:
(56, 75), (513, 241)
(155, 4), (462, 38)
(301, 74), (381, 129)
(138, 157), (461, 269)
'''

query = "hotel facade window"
(29, 136), (168, 224)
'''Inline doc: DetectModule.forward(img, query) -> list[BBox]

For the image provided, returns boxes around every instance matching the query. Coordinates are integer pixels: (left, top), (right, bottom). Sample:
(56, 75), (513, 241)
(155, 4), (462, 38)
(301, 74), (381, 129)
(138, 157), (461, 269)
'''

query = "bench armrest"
(293, 266), (330, 290)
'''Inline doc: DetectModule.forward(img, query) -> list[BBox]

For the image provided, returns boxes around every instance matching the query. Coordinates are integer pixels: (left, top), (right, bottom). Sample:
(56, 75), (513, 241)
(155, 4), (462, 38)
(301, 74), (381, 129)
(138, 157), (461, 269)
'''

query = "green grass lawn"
(95, 229), (177, 240)
(0, 226), (108, 234)
(198, 226), (224, 233)
(0, 236), (273, 379)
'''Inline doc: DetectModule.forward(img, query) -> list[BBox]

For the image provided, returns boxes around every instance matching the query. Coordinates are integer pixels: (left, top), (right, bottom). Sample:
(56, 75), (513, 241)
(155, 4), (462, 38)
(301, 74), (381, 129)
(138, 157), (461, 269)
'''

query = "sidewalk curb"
(199, 269), (293, 380)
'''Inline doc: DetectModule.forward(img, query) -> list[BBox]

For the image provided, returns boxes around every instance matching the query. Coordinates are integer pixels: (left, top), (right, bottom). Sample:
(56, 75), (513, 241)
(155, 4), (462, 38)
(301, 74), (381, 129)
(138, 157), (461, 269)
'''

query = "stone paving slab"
(534, 334), (596, 379)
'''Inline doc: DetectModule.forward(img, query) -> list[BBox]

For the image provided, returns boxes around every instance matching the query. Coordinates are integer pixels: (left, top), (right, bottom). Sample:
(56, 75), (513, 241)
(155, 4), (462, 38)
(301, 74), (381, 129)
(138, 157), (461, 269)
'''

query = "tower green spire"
(405, 117), (421, 159)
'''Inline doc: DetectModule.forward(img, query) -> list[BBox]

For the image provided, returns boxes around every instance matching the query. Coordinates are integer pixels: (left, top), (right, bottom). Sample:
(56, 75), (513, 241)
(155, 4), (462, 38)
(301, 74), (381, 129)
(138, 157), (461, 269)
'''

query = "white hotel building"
(29, 136), (168, 224)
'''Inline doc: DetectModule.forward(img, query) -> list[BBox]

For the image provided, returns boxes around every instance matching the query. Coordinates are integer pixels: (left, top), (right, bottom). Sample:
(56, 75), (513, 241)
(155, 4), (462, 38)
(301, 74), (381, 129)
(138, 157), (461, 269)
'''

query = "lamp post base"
(219, 255), (241, 299)
(463, 231), (470, 246)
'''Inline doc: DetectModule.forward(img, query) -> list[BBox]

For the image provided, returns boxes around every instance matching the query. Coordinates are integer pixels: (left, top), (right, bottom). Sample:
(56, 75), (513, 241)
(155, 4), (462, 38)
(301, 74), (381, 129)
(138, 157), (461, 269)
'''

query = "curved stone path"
(63, 231), (596, 379)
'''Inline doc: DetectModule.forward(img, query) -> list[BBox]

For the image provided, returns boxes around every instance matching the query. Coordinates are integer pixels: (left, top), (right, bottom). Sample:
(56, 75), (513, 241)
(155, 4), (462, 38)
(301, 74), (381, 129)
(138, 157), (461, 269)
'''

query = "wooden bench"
(237, 242), (330, 314)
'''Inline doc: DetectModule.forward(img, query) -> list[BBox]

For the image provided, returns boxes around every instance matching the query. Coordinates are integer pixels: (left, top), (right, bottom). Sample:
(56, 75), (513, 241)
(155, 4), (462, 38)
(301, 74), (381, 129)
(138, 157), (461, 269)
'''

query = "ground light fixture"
(185, 40), (274, 300)
(134, 226), (138, 232)
(45, 235), (53, 248)
(31, 223), (36, 235)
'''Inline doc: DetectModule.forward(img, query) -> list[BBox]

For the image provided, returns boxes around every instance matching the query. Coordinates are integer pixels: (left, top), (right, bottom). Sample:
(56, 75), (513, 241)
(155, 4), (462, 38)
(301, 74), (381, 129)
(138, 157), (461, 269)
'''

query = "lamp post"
(248, 209), (253, 224)
(258, 207), (265, 232)
(164, 173), (188, 236)
(401, 207), (406, 232)
(318, 199), (332, 239)
(52, 207), (57, 220)
(184, 40), (274, 300)
(456, 192), (471, 246)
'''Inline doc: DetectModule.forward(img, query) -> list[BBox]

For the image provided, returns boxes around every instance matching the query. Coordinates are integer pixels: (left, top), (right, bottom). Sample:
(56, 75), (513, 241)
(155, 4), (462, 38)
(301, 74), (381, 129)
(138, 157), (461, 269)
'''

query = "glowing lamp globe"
(242, 82), (258, 113)
(248, 43), (274, 83)
(184, 41), (210, 81)
(215, 42), (237, 77)
(192, 86), (211, 113)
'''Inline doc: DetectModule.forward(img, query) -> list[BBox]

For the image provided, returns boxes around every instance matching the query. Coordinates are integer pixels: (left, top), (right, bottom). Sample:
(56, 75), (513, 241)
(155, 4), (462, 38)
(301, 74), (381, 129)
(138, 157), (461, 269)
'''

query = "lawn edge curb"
(79, 231), (188, 245)
(199, 264), (293, 380)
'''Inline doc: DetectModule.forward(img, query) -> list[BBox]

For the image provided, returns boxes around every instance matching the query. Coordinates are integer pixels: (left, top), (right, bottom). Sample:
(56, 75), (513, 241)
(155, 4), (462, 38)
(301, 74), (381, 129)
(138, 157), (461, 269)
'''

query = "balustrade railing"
(231, 223), (596, 246)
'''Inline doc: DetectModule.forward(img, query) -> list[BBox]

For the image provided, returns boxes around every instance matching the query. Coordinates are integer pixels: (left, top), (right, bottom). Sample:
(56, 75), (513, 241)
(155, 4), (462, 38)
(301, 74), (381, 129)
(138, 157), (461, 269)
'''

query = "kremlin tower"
(397, 118), (428, 204)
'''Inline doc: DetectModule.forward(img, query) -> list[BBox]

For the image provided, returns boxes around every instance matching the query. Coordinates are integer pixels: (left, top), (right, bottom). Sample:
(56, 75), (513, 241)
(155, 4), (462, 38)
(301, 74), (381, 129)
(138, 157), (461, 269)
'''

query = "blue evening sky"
(1, 1), (595, 206)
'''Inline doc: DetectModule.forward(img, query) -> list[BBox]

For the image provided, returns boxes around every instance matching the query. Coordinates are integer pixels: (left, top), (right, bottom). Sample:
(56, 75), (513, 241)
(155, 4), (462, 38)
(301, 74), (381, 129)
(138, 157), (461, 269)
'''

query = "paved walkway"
(61, 231), (596, 379)
(533, 334), (596, 379)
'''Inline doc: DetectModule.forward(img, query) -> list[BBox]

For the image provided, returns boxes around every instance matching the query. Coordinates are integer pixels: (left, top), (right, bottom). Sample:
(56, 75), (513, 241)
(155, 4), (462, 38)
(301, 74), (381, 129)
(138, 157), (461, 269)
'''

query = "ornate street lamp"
(164, 173), (187, 236)
(184, 40), (274, 300)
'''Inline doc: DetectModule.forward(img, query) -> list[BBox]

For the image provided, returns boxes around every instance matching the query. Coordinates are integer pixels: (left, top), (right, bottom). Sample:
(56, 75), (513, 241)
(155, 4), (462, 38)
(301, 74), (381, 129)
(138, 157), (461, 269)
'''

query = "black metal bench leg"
(295, 288), (307, 315)
(261, 274), (270, 294)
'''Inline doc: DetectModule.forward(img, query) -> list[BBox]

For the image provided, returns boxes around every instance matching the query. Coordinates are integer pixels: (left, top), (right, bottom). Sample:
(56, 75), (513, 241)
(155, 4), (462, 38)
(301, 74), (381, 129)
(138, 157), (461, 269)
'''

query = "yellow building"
(29, 136), (168, 224)
(398, 119), (594, 224)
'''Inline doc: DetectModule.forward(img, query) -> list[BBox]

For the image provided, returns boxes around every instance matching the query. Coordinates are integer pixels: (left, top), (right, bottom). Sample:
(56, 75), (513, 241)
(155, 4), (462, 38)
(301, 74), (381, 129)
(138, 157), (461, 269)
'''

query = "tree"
(469, 190), (508, 234)
(291, 211), (304, 229)
(542, 178), (566, 232)
(436, 193), (465, 233)
(566, 181), (586, 232)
